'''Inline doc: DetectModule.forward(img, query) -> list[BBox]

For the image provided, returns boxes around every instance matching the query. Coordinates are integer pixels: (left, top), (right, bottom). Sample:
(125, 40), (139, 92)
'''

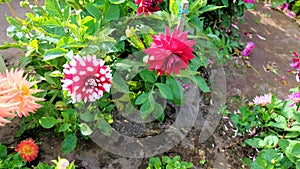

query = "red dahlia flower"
(144, 26), (196, 76)
(62, 55), (112, 103)
(135, 0), (163, 16)
(15, 138), (39, 162)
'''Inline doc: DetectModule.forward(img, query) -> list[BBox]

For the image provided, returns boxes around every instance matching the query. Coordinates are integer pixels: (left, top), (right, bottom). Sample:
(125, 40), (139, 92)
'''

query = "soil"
(0, 1), (299, 169)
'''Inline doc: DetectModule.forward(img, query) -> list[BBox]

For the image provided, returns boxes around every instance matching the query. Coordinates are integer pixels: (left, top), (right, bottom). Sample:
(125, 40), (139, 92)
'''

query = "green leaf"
(45, 0), (62, 18)
(104, 4), (120, 22)
(139, 70), (157, 83)
(156, 83), (174, 100)
(166, 77), (183, 105)
(193, 76), (210, 93)
(98, 117), (112, 136)
(62, 133), (77, 155)
(86, 3), (101, 21)
(199, 5), (224, 15)
(135, 92), (150, 105)
(79, 123), (93, 136)
(221, 0), (228, 7)
(5, 15), (21, 28)
(0, 143), (7, 158)
(80, 112), (94, 122)
(109, 0), (125, 4)
(189, 0), (208, 13)
(291, 143), (300, 158)
(58, 123), (71, 132)
(140, 99), (154, 119)
(39, 117), (58, 129)
(43, 48), (67, 61)
(44, 72), (61, 88)
(169, 0), (179, 16)
(152, 103), (165, 122)
(112, 72), (129, 93)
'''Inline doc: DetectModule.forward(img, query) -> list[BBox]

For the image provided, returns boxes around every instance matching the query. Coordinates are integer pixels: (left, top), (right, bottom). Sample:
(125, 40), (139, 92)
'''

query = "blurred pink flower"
(290, 56), (300, 70)
(144, 26), (195, 76)
(62, 55), (112, 103)
(0, 69), (44, 118)
(243, 0), (255, 4)
(288, 92), (300, 107)
(135, 0), (162, 16)
(241, 42), (255, 56)
(253, 94), (271, 106)
(293, 52), (299, 57)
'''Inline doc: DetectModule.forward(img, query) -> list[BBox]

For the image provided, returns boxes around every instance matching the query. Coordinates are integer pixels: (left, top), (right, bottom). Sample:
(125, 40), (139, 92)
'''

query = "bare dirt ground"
(0, 1), (299, 169)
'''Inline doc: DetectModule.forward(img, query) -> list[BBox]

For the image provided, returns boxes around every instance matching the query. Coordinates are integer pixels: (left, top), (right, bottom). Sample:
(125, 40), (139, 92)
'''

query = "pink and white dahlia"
(62, 55), (112, 103)
(241, 42), (255, 56)
(0, 69), (44, 118)
(253, 94), (272, 106)
(144, 26), (196, 76)
(288, 92), (300, 107)
(135, 0), (163, 16)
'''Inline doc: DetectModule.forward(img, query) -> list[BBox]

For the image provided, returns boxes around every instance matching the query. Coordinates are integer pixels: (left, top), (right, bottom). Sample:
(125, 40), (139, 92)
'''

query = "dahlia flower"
(288, 92), (300, 107)
(62, 55), (112, 103)
(0, 103), (18, 126)
(144, 26), (196, 76)
(15, 138), (39, 162)
(0, 69), (44, 118)
(135, 0), (162, 16)
(57, 158), (70, 169)
(290, 56), (300, 70)
(253, 94), (272, 106)
(241, 42), (255, 56)
(243, 0), (255, 4)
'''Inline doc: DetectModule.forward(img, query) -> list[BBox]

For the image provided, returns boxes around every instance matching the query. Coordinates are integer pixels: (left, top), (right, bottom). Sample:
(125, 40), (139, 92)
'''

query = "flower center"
(21, 145), (33, 155)
(85, 78), (97, 87)
(22, 86), (30, 96)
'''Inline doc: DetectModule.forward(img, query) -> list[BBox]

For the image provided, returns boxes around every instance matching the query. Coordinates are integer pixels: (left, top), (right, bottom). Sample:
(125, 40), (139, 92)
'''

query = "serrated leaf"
(62, 133), (77, 155)
(166, 77), (183, 105)
(79, 123), (93, 136)
(39, 117), (58, 129)
(112, 72), (129, 93)
(156, 83), (174, 100)
(140, 99), (154, 119)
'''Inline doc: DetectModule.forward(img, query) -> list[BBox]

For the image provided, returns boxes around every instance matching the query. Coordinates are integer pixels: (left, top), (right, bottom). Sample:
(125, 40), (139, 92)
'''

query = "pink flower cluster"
(253, 94), (272, 106)
(243, 0), (255, 4)
(135, 0), (162, 16)
(290, 51), (300, 82)
(144, 26), (196, 76)
(62, 55), (112, 103)
(277, 3), (296, 18)
(288, 92), (300, 107)
(0, 69), (44, 126)
(241, 42), (255, 56)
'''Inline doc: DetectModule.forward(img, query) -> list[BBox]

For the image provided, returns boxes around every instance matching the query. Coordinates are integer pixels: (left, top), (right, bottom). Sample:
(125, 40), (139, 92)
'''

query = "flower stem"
(0, 54), (7, 73)
(33, 0), (47, 16)
(6, 2), (22, 25)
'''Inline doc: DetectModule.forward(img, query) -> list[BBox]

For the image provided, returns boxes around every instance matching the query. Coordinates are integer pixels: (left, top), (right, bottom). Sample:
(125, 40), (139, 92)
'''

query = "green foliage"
(147, 155), (193, 169)
(229, 93), (300, 168)
(0, 144), (28, 169)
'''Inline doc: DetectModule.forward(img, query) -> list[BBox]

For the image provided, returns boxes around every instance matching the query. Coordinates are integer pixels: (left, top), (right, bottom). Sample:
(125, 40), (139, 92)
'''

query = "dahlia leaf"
(109, 0), (125, 4)
(139, 70), (157, 83)
(80, 112), (94, 122)
(79, 123), (93, 136)
(98, 117), (112, 136)
(0, 143), (7, 158)
(104, 4), (120, 22)
(62, 133), (77, 155)
(193, 76), (210, 93)
(112, 72), (129, 93)
(140, 100), (154, 119)
(156, 83), (174, 100)
(45, 0), (62, 18)
(152, 103), (165, 122)
(135, 92), (150, 105)
(166, 77), (183, 105)
(39, 117), (58, 129)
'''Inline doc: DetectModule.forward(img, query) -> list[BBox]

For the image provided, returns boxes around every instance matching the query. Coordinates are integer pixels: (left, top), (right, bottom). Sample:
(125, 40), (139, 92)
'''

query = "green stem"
(0, 54), (7, 73)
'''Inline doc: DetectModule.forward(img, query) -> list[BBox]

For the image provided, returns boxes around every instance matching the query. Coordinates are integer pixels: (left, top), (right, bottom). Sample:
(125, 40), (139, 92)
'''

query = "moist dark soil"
(0, 1), (300, 169)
